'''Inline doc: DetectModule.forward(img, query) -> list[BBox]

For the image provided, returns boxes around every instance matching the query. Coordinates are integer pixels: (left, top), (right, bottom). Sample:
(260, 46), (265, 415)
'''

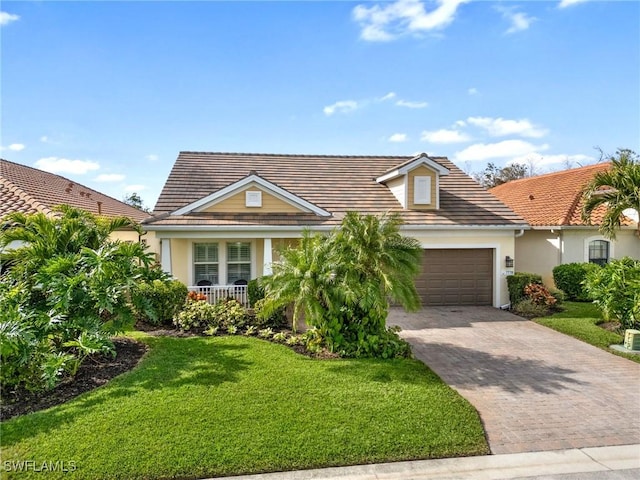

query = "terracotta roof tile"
(489, 163), (635, 227)
(1, 159), (149, 222)
(147, 152), (526, 228)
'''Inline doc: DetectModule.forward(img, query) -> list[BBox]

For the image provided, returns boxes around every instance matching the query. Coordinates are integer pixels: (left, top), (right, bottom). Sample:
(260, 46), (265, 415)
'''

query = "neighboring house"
(0, 158), (157, 251)
(144, 151), (527, 307)
(489, 163), (639, 286)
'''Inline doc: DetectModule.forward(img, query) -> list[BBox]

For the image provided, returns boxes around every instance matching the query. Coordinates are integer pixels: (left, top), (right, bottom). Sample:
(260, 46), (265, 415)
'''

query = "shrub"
(552, 263), (600, 301)
(253, 298), (287, 329)
(211, 298), (247, 330)
(506, 272), (543, 306)
(247, 277), (266, 307)
(584, 257), (640, 330)
(173, 299), (218, 331)
(513, 299), (550, 318)
(523, 283), (557, 308)
(131, 280), (188, 326)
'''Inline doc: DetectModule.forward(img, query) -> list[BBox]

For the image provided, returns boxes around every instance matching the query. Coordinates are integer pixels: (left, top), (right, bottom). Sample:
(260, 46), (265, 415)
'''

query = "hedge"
(552, 262), (600, 301)
(506, 272), (543, 306)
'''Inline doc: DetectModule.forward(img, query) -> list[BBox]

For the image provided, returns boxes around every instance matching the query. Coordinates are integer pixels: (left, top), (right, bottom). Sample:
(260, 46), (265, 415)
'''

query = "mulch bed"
(0, 337), (148, 422)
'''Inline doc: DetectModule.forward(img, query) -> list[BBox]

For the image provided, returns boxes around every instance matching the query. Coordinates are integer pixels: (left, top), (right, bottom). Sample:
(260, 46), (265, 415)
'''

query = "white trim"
(172, 174), (331, 217)
(420, 242), (503, 308)
(245, 190), (262, 207)
(147, 223), (529, 234)
(161, 239), (172, 275)
(376, 154), (450, 184)
(414, 176), (431, 205)
(263, 238), (273, 275)
(435, 173), (440, 209)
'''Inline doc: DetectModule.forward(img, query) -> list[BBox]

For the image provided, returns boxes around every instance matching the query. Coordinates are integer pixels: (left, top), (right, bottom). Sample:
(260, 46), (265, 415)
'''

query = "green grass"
(1, 334), (488, 479)
(535, 301), (640, 364)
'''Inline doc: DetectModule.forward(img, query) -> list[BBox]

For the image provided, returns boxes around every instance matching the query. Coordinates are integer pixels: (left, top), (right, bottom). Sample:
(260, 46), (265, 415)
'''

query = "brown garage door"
(415, 249), (493, 306)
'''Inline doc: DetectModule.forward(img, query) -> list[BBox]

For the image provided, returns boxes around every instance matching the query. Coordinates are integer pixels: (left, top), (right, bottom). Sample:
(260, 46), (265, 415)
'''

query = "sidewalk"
(220, 444), (640, 480)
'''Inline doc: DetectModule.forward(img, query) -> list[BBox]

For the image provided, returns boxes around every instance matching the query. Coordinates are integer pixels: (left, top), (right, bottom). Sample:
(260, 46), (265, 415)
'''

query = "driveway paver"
(388, 307), (640, 455)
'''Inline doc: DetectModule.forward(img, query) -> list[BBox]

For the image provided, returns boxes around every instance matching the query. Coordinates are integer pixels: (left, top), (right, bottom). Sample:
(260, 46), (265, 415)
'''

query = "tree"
(123, 192), (150, 212)
(473, 162), (529, 188)
(262, 212), (421, 357)
(581, 149), (640, 239)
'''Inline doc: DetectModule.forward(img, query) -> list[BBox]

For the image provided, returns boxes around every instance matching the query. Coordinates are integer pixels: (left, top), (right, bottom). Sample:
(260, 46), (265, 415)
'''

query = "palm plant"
(334, 211), (423, 314)
(581, 149), (640, 239)
(261, 230), (339, 332)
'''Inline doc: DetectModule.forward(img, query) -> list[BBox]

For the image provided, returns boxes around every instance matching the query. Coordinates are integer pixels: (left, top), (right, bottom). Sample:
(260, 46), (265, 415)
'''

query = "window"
(588, 240), (609, 266)
(227, 242), (251, 284)
(194, 243), (218, 285)
(414, 176), (431, 204)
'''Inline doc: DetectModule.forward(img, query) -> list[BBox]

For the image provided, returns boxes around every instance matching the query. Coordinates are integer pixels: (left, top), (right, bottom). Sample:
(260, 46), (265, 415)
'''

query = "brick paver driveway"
(388, 307), (640, 455)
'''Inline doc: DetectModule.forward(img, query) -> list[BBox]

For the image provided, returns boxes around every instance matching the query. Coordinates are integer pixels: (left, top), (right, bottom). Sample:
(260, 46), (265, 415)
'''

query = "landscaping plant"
(0, 206), (166, 393)
(261, 212), (422, 358)
(583, 257), (640, 330)
(552, 263), (600, 301)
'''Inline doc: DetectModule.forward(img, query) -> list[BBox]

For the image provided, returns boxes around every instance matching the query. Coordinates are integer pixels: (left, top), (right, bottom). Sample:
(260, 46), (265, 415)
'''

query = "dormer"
(172, 172), (331, 217)
(376, 153), (450, 210)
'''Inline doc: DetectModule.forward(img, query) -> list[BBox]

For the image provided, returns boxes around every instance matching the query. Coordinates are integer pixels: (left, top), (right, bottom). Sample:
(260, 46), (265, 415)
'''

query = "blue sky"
(1, 0), (639, 209)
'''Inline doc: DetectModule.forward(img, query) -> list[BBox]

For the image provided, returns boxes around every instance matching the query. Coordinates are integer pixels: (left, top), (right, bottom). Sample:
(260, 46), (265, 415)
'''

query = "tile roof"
(489, 163), (635, 227)
(146, 152), (526, 228)
(1, 159), (149, 222)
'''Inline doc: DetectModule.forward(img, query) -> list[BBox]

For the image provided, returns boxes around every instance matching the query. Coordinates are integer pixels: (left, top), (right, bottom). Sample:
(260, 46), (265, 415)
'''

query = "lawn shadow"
(407, 341), (586, 395)
(1, 336), (252, 445)
(323, 358), (441, 386)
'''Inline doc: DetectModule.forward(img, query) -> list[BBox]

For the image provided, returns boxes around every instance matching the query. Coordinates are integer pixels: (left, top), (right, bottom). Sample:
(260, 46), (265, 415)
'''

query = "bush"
(513, 299), (550, 318)
(173, 299), (218, 331)
(584, 257), (640, 330)
(253, 298), (287, 329)
(552, 263), (600, 301)
(210, 298), (248, 330)
(506, 272), (543, 305)
(247, 277), (266, 307)
(131, 280), (188, 326)
(523, 283), (557, 308)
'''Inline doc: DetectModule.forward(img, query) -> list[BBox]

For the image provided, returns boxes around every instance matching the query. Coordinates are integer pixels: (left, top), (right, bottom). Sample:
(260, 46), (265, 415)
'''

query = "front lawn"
(1, 334), (488, 479)
(535, 301), (640, 364)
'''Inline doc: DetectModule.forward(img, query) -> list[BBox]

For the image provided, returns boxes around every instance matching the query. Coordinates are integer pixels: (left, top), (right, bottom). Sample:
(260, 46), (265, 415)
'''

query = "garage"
(415, 248), (493, 306)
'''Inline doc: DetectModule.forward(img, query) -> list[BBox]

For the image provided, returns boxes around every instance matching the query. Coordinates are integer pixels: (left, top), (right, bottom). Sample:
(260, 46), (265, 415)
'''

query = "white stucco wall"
(514, 227), (639, 287)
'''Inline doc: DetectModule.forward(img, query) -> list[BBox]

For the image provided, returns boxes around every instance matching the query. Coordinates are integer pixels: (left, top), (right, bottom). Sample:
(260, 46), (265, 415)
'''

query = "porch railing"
(188, 285), (249, 307)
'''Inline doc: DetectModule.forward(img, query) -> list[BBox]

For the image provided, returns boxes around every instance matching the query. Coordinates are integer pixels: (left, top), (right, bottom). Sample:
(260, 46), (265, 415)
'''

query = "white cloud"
(396, 99), (428, 109)
(421, 128), (470, 144)
(124, 184), (147, 193)
(40, 136), (50, 143)
(467, 87), (478, 96)
(1, 143), (26, 151)
(323, 100), (359, 116)
(559, 0), (590, 8)
(455, 140), (549, 162)
(352, 0), (469, 42)
(379, 92), (397, 101)
(0, 12), (20, 27)
(495, 6), (536, 34)
(389, 133), (408, 143)
(510, 153), (594, 168)
(95, 173), (126, 182)
(35, 157), (100, 175)
(467, 116), (548, 138)
(145, 154), (159, 162)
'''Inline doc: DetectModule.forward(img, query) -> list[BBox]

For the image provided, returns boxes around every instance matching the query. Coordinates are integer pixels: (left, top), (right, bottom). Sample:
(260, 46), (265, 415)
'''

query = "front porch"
(188, 284), (249, 307)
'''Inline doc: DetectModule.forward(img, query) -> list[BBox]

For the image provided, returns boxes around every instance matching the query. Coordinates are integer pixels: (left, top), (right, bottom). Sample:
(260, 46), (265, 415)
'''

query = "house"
(144, 151), (527, 308)
(0, 158), (157, 250)
(489, 163), (639, 286)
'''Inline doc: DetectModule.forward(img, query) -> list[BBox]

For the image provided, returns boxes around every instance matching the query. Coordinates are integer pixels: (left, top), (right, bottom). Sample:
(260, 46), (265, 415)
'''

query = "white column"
(263, 238), (273, 276)
(161, 239), (172, 276)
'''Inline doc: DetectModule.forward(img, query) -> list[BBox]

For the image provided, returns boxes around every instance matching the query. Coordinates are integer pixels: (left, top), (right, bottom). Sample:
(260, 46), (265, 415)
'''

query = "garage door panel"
(417, 248), (493, 306)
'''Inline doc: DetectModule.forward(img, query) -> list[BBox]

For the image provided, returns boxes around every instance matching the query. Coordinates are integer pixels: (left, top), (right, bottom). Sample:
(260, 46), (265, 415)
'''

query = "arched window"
(588, 240), (610, 266)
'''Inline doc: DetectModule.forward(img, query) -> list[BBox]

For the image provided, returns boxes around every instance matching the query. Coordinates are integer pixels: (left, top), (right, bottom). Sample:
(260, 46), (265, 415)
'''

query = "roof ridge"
(503, 162), (611, 187)
(178, 151), (448, 160)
